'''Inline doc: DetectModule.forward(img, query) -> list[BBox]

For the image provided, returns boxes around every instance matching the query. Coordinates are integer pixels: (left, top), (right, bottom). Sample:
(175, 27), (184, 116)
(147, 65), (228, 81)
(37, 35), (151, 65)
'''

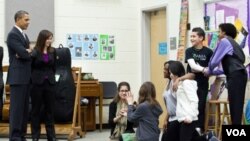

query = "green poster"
(99, 34), (115, 60)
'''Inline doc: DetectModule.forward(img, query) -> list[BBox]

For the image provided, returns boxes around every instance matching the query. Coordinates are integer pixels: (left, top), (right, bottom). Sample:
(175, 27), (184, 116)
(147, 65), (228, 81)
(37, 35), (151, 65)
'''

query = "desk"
(80, 80), (103, 131)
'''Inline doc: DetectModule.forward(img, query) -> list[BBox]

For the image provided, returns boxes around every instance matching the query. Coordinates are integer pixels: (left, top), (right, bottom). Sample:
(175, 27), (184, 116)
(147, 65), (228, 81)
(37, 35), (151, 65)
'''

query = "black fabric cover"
(54, 46), (75, 122)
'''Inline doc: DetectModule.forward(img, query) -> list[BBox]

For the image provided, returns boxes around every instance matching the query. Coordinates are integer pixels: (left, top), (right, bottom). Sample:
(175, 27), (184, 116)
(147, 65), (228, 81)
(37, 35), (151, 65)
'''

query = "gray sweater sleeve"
(127, 104), (145, 122)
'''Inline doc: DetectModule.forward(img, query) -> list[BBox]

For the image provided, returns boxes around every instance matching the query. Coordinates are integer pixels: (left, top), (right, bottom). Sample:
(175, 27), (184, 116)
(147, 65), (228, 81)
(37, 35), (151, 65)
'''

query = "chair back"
(99, 81), (117, 99)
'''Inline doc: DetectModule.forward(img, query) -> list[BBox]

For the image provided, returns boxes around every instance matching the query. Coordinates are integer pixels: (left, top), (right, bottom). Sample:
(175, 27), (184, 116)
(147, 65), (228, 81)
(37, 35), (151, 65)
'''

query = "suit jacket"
(6, 27), (31, 85)
(31, 48), (56, 85)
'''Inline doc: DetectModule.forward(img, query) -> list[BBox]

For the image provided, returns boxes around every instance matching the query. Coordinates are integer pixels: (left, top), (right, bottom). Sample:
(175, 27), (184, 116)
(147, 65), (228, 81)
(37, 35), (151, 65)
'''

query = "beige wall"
(0, 0), (141, 95)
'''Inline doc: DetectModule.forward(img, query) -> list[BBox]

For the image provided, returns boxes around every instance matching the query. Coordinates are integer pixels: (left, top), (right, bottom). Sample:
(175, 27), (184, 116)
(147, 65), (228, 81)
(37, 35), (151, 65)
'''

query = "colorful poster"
(82, 34), (99, 60)
(205, 31), (219, 50)
(99, 34), (115, 60)
(67, 34), (83, 60)
(66, 34), (115, 60)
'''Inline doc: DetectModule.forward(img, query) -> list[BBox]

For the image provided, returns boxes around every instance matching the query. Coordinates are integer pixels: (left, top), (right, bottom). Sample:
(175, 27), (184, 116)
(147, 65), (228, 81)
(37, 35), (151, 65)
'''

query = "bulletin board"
(205, 0), (250, 78)
(66, 34), (115, 60)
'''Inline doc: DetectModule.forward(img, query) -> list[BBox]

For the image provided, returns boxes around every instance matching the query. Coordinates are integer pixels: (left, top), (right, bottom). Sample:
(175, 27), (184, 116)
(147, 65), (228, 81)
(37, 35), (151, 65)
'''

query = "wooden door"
(150, 9), (168, 128)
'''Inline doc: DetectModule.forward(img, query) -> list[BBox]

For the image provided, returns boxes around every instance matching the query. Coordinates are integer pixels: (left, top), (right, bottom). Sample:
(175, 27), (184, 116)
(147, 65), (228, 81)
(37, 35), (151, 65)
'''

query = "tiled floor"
(75, 129), (111, 141)
(0, 129), (164, 141)
(0, 129), (111, 141)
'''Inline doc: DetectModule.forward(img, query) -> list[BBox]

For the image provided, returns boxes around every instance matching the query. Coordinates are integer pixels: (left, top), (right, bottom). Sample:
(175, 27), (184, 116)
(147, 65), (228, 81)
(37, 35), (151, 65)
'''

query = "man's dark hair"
(192, 27), (205, 41)
(14, 10), (29, 22)
(219, 23), (237, 39)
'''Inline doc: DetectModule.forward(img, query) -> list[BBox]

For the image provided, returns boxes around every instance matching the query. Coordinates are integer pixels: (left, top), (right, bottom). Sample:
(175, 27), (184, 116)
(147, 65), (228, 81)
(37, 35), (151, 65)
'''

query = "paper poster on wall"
(170, 37), (177, 50)
(226, 16), (235, 24)
(204, 30), (219, 50)
(66, 33), (115, 60)
(158, 42), (167, 55)
(82, 34), (99, 60)
(215, 10), (224, 27)
(99, 34), (115, 60)
(210, 16), (216, 31)
(67, 34), (83, 60)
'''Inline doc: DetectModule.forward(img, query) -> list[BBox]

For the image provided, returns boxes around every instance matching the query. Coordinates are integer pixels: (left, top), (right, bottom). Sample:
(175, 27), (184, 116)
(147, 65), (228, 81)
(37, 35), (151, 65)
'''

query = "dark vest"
(221, 37), (245, 75)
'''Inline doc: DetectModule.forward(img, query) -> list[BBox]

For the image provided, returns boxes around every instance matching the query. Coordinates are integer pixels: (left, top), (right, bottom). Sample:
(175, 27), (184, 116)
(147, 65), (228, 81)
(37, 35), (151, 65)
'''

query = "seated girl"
(109, 82), (134, 141)
(126, 81), (163, 141)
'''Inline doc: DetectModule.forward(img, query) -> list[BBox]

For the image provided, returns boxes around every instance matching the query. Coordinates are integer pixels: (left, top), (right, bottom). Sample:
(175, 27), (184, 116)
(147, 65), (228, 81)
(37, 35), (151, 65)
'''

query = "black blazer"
(6, 27), (31, 85)
(31, 48), (56, 85)
(108, 101), (134, 136)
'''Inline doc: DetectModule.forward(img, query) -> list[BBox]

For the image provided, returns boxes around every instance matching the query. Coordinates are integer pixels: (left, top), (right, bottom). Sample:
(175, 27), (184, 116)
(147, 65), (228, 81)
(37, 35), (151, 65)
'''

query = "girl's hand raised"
(126, 91), (134, 105)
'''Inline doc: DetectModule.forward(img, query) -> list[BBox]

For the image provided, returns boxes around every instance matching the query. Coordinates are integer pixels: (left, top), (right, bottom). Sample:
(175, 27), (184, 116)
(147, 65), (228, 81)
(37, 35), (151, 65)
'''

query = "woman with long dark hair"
(109, 81), (134, 141)
(168, 61), (199, 141)
(162, 60), (195, 141)
(126, 81), (163, 141)
(30, 30), (57, 141)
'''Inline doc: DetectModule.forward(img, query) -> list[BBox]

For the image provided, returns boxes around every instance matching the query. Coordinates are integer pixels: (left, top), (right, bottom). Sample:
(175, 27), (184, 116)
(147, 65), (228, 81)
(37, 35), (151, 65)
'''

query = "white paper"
(210, 16), (216, 30)
(216, 10), (224, 28)
(226, 16), (235, 25)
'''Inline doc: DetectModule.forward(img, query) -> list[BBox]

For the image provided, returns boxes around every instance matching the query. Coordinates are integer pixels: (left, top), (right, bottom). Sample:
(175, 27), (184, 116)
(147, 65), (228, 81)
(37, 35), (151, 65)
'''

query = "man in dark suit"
(6, 10), (32, 141)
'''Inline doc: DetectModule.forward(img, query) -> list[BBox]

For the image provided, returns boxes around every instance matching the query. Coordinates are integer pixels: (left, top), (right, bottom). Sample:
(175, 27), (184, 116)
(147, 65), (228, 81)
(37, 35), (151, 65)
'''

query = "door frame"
(141, 4), (168, 82)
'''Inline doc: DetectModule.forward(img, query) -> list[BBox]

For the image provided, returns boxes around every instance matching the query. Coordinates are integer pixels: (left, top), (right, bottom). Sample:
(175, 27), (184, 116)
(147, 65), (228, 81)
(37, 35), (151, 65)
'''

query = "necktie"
(22, 32), (26, 39)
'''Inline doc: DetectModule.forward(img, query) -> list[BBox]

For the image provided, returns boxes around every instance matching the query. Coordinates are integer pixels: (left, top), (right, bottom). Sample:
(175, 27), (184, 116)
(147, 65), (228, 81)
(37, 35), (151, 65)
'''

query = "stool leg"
(218, 103), (226, 139)
(225, 104), (231, 125)
(215, 103), (221, 135)
(205, 102), (210, 132)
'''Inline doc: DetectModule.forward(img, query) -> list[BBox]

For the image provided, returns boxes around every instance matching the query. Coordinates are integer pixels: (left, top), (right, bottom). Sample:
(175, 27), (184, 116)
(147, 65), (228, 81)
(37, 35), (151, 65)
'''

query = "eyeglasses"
(120, 90), (128, 93)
